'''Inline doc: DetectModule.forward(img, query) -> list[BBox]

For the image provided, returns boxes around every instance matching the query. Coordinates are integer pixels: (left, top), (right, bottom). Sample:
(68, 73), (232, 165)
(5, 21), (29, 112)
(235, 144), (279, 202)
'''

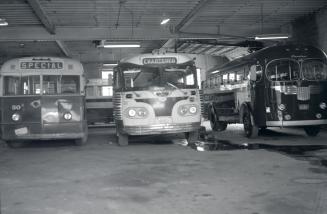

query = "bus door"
(249, 65), (265, 126)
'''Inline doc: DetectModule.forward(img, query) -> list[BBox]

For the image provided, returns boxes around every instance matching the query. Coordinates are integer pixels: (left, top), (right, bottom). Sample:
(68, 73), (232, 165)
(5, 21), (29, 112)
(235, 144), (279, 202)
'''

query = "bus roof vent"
(68, 64), (73, 70)
(10, 65), (15, 70)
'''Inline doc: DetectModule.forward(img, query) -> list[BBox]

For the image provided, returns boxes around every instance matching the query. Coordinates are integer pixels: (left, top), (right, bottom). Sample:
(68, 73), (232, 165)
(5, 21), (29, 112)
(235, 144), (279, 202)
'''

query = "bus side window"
(223, 74), (228, 84)
(244, 67), (250, 80)
(218, 75), (222, 85)
(236, 71), (243, 83)
(229, 72), (235, 83)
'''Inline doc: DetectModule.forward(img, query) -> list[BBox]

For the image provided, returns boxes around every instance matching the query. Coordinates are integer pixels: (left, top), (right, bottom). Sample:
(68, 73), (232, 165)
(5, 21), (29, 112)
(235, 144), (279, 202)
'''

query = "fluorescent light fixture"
(211, 70), (220, 74)
(98, 40), (140, 48)
(255, 34), (290, 40)
(103, 63), (118, 66)
(160, 18), (170, 25)
(103, 44), (140, 48)
(0, 18), (8, 26)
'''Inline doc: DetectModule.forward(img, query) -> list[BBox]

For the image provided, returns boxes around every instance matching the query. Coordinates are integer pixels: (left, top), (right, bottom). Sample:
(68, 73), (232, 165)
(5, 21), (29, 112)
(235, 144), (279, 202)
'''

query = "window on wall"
(101, 70), (113, 96)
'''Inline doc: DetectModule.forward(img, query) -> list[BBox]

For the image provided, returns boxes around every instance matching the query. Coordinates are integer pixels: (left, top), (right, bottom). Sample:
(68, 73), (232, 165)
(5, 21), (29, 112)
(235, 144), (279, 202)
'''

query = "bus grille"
(199, 90), (204, 116)
(113, 93), (123, 120)
(297, 87), (310, 101)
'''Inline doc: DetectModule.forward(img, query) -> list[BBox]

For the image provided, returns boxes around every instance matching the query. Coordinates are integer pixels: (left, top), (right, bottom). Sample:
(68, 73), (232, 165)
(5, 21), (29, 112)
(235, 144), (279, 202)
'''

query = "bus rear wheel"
(304, 126), (320, 137)
(185, 131), (199, 144)
(117, 132), (129, 146)
(243, 110), (258, 138)
(209, 108), (227, 131)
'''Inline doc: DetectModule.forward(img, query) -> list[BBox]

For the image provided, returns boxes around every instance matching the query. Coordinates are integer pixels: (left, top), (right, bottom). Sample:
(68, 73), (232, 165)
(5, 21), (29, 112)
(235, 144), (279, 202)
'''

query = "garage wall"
(189, 54), (228, 83)
(292, 6), (327, 52)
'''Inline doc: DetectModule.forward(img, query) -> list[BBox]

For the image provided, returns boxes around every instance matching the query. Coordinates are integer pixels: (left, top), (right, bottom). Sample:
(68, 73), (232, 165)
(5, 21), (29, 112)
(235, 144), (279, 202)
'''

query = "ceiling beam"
(27, 0), (56, 34)
(174, 0), (211, 32)
(55, 40), (71, 57)
(0, 26), (249, 41)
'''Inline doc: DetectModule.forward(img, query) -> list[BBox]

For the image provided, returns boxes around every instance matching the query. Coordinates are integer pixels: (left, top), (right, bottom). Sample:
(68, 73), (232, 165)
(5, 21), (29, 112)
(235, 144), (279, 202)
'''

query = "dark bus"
(202, 44), (327, 137)
(113, 52), (202, 145)
(0, 57), (88, 147)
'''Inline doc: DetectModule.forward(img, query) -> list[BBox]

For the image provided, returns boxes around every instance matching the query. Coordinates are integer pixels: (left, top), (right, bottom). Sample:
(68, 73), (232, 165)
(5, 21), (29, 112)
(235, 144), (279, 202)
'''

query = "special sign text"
(20, 61), (63, 70)
(142, 57), (177, 65)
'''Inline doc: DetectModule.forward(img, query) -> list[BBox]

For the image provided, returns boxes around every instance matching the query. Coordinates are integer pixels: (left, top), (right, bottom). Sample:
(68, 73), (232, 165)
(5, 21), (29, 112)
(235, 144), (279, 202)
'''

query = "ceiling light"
(103, 63), (118, 66)
(98, 40), (140, 48)
(160, 18), (170, 25)
(255, 34), (290, 40)
(0, 18), (8, 26)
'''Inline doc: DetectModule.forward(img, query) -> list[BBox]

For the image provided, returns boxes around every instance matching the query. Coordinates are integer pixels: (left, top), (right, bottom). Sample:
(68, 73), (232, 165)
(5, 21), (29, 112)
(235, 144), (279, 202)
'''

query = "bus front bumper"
(0, 122), (87, 141)
(118, 122), (201, 135)
(266, 119), (327, 127)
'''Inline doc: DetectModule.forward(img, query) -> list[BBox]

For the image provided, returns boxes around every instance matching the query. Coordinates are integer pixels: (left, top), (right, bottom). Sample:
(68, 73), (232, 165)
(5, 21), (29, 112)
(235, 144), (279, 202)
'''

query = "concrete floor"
(1, 124), (327, 214)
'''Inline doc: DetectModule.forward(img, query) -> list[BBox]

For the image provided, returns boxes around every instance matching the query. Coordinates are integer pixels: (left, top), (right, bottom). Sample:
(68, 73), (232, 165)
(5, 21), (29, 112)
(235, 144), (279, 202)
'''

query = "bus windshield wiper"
(166, 82), (186, 94)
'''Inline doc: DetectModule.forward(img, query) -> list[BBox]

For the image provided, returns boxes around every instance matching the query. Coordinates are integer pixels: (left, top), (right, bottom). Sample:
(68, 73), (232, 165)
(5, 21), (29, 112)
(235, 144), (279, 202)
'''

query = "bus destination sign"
(20, 61), (63, 70)
(143, 57), (177, 65)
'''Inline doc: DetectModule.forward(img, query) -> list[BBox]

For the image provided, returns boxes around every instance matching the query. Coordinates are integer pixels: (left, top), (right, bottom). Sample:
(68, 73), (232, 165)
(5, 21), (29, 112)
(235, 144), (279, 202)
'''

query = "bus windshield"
(266, 59), (300, 81)
(4, 75), (80, 96)
(302, 59), (327, 81)
(120, 64), (197, 90)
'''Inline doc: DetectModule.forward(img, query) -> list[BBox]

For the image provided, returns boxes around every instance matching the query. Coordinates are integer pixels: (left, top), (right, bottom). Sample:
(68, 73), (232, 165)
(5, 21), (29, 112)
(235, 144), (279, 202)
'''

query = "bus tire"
(6, 140), (26, 148)
(185, 130), (199, 144)
(243, 110), (258, 138)
(117, 132), (129, 146)
(75, 136), (88, 146)
(209, 107), (227, 131)
(304, 126), (320, 137)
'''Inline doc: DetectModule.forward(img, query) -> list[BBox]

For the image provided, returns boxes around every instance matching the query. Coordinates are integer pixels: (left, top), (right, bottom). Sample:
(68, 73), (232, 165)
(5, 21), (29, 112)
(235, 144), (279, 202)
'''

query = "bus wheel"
(185, 131), (199, 144)
(117, 132), (129, 146)
(209, 108), (227, 131)
(6, 141), (26, 148)
(304, 126), (320, 137)
(243, 110), (258, 138)
(75, 136), (88, 146)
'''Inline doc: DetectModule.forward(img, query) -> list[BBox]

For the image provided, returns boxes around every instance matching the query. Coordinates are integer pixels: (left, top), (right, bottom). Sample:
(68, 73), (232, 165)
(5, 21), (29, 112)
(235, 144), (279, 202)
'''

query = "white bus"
(113, 52), (202, 145)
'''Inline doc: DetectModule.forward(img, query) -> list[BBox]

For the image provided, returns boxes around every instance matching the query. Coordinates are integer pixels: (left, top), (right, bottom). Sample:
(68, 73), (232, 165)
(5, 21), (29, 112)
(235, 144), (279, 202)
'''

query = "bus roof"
(119, 53), (194, 66)
(208, 44), (327, 75)
(0, 57), (84, 75)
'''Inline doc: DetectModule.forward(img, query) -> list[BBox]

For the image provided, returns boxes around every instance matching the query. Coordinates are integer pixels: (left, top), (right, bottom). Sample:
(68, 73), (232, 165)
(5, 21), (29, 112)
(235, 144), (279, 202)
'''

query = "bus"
(0, 57), (88, 147)
(113, 52), (202, 145)
(86, 78), (114, 126)
(202, 44), (327, 137)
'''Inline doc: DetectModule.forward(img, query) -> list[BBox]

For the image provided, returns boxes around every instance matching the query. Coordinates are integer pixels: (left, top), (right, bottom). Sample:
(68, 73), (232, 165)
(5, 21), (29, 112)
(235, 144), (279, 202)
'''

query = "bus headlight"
(178, 106), (188, 116)
(63, 112), (72, 120)
(319, 102), (326, 110)
(12, 113), (21, 121)
(137, 108), (147, 117)
(278, 104), (286, 111)
(189, 106), (197, 114)
(284, 114), (291, 120)
(128, 109), (136, 117)
(125, 108), (148, 118)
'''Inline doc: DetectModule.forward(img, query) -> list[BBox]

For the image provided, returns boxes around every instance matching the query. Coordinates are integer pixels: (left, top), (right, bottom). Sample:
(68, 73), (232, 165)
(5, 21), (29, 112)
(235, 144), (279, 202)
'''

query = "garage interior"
(1, 0), (327, 214)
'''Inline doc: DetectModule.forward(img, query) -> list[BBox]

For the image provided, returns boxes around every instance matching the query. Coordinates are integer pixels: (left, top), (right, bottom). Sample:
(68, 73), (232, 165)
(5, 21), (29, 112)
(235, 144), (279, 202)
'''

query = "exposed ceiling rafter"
(55, 40), (71, 57)
(174, 0), (211, 32)
(27, 0), (56, 35)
